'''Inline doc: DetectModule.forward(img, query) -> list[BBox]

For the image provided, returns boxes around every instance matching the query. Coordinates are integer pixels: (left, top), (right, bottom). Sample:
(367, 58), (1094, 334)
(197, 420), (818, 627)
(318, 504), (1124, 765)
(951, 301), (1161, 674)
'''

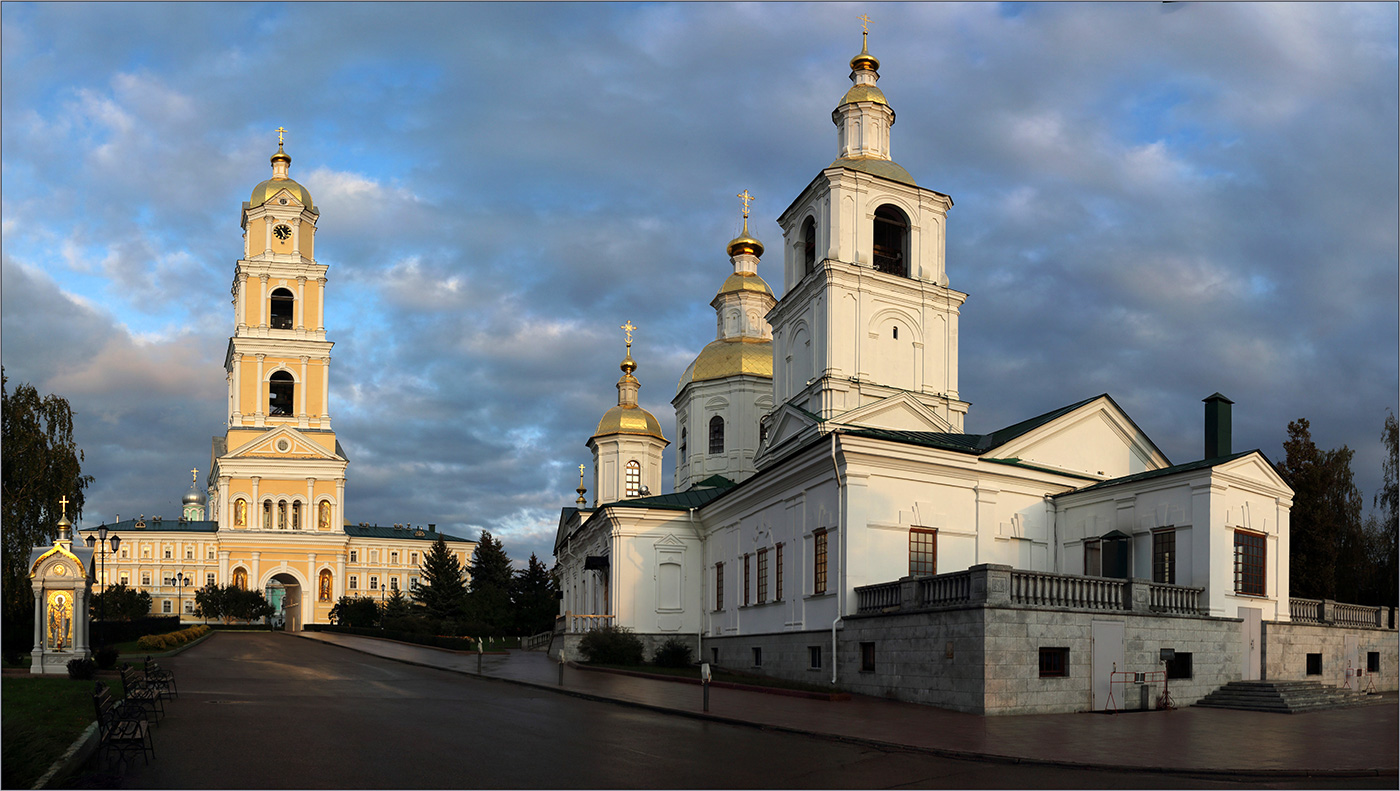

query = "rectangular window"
(121, 548), (130, 559)
(206, 572), (216, 587)
(1165, 651), (1193, 679)
(207, 548), (215, 560)
(1368, 652), (1380, 673)
(391, 551), (399, 565)
(411, 552), (419, 566)
(813, 530), (828, 595)
(1084, 540), (1101, 576)
(349, 575), (358, 591)
(390, 577), (399, 591)
(141, 572), (151, 586)
(163, 547), (172, 559)
(909, 527), (937, 577)
(163, 574), (175, 586)
(775, 543), (783, 601)
(410, 576), (419, 590)
(371, 550), (379, 563)
(715, 563), (724, 611)
(743, 554), (751, 606)
(161, 600), (172, 614)
(142, 546), (150, 558)
(120, 572), (130, 586)
(185, 547), (194, 559)
(1234, 530), (1266, 595)
(752, 647), (762, 668)
(1306, 653), (1322, 675)
(1039, 647), (1069, 678)
(184, 599), (194, 614)
(1153, 529), (1176, 584)
(757, 549), (769, 603)
(349, 550), (358, 563)
(369, 576), (379, 591)
(860, 642), (876, 673)
(808, 646), (822, 670)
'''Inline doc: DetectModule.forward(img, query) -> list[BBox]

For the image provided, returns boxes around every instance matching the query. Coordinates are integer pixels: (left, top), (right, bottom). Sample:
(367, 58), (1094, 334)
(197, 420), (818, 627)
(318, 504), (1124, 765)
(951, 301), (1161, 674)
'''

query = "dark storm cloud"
(3, 3), (1395, 567)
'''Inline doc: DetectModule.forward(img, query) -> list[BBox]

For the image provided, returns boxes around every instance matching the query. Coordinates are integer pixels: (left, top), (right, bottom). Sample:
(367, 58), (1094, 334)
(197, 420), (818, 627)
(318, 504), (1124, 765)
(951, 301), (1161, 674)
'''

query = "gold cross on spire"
(58, 496), (69, 519)
(275, 126), (287, 145)
(737, 189), (754, 219)
(859, 14), (871, 34)
(621, 320), (636, 348)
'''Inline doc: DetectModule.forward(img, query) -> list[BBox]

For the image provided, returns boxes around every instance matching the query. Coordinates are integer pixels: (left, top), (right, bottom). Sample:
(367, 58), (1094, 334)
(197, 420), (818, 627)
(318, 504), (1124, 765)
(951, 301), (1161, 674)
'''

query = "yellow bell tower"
(209, 130), (348, 537)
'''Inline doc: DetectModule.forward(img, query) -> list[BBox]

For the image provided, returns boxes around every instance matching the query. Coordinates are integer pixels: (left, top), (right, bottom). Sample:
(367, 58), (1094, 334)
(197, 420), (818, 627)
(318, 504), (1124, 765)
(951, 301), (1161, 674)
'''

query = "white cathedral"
(552, 32), (1317, 712)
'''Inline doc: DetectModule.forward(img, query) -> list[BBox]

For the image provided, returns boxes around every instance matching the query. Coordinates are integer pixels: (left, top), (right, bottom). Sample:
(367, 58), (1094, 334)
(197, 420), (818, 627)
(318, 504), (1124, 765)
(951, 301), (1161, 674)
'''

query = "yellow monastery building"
(77, 139), (475, 629)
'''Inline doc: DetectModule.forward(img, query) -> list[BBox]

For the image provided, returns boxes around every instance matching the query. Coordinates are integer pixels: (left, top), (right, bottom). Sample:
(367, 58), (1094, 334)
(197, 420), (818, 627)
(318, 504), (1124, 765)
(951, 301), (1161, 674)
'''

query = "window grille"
(715, 563), (724, 611)
(813, 530), (828, 595)
(709, 416), (725, 455)
(757, 549), (768, 603)
(625, 461), (641, 497)
(1039, 647), (1069, 678)
(909, 528), (937, 577)
(1153, 530), (1176, 584)
(1234, 531), (1266, 595)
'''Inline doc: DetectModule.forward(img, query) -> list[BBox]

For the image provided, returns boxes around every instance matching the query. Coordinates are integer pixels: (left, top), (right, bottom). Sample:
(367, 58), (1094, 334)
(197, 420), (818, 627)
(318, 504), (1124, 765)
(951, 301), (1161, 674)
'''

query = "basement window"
(1165, 651), (1193, 679)
(861, 642), (876, 673)
(808, 645), (822, 670)
(1039, 647), (1069, 678)
(1368, 652), (1380, 673)
(752, 647), (762, 668)
(1306, 653), (1322, 676)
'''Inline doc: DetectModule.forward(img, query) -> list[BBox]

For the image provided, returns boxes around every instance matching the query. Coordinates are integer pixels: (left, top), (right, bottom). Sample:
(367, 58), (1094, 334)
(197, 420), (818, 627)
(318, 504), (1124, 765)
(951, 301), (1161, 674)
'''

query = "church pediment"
(759, 404), (820, 455)
(1214, 452), (1292, 494)
(984, 395), (1169, 480)
(830, 392), (954, 433)
(223, 427), (344, 461)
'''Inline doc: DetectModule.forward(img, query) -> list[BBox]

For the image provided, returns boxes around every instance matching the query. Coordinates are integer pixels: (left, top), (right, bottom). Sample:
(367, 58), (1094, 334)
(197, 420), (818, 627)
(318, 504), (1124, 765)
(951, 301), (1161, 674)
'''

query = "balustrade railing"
(856, 581), (901, 614)
(1290, 597), (1323, 623)
(1148, 582), (1203, 615)
(921, 570), (972, 607)
(564, 612), (614, 633)
(1334, 602), (1381, 627)
(1009, 570), (1124, 611)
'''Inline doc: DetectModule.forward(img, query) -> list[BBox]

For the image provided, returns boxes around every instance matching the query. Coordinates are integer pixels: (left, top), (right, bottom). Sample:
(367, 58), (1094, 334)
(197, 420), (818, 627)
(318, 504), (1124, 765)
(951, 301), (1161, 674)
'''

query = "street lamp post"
(175, 572), (192, 622)
(84, 526), (122, 623)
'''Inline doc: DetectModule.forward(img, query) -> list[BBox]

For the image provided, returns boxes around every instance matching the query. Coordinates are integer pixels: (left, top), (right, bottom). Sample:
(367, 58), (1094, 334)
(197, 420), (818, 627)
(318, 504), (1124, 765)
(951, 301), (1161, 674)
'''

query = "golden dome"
(594, 403), (666, 439)
(715, 272), (774, 299)
(838, 83), (888, 107)
(829, 156), (917, 187)
(850, 32), (880, 72)
(250, 178), (314, 210)
(678, 337), (773, 392)
(726, 233), (764, 258)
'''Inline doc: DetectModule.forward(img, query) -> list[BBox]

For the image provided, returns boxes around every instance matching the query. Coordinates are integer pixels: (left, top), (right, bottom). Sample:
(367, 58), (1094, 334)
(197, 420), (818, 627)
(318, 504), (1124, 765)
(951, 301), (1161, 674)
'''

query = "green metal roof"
(601, 485), (735, 512)
(1057, 450), (1260, 497)
(79, 519), (218, 534)
(342, 524), (474, 543)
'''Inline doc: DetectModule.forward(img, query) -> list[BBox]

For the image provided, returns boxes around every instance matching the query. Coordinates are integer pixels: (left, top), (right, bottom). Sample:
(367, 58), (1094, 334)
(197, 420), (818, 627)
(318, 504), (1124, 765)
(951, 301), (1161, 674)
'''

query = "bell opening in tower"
(269, 371), (295, 416)
(873, 204), (909, 277)
(802, 217), (817, 276)
(270, 288), (295, 329)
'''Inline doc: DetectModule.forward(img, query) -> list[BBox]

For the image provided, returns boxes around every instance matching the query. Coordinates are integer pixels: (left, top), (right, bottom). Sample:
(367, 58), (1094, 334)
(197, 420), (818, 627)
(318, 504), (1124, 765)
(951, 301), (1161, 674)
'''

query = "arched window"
(233, 497), (248, 527)
(318, 500), (332, 531)
(709, 416), (725, 455)
(278, 500), (288, 530)
(872, 204), (909, 277)
(319, 569), (333, 601)
(292, 500), (302, 530)
(262, 499), (273, 530)
(679, 426), (687, 455)
(233, 568), (248, 590)
(269, 371), (295, 416)
(802, 217), (817, 276)
(625, 461), (641, 497)
(270, 288), (295, 329)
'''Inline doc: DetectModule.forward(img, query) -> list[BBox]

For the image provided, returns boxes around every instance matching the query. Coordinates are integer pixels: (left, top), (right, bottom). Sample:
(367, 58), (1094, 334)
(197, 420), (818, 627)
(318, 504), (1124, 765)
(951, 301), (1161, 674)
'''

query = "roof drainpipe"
(830, 431), (844, 686)
(691, 506), (704, 658)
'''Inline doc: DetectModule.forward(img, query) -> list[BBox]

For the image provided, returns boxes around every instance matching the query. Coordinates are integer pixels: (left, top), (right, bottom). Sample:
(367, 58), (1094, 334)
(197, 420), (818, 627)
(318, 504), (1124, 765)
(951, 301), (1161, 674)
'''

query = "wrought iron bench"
(144, 656), (177, 698)
(92, 681), (154, 771)
(119, 663), (165, 722)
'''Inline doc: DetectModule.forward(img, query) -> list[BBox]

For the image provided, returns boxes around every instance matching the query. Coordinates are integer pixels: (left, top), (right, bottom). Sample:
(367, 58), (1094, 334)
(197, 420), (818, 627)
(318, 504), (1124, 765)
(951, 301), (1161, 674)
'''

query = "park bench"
(92, 681), (154, 770)
(119, 663), (165, 722)
(144, 656), (177, 698)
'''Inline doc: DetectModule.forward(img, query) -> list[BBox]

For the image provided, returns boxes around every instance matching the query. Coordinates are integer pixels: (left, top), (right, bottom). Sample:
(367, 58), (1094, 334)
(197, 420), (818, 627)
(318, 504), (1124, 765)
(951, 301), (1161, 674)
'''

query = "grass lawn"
(593, 663), (840, 694)
(1, 675), (125, 789)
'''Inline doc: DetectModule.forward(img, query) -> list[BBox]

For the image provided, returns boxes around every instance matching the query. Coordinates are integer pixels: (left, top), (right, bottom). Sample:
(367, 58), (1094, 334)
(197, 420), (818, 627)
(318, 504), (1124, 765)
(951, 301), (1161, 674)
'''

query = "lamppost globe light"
(85, 534), (96, 548)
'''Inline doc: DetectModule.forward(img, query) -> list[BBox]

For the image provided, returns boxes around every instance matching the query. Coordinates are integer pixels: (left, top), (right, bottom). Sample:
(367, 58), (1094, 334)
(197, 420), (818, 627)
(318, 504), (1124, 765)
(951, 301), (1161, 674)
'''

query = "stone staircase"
(1195, 680), (1378, 713)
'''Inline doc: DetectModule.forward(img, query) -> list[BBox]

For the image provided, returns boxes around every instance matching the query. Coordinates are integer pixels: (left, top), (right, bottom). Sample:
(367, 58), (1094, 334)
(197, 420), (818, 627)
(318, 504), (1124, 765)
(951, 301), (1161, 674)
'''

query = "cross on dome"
(737, 189), (754, 219)
(58, 496), (69, 519)
(621, 320), (636, 349)
(276, 126), (287, 145)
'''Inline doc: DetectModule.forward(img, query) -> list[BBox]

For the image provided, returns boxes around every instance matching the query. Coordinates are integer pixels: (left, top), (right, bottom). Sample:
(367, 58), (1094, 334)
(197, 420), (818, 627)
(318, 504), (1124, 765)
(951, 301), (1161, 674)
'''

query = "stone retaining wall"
(1263, 621), (1399, 692)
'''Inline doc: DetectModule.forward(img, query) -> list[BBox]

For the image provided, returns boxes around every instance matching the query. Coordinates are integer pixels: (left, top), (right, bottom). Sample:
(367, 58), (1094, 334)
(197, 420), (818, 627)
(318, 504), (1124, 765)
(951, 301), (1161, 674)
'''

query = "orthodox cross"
(859, 14), (871, 34)
(621, 320), (636, 350)
(58, 496), (69, 519)
(276, 126), (287, 145)
(737, 189), (754, 220)
(191, 468), (199, 485)
(578, 464), (586, 486)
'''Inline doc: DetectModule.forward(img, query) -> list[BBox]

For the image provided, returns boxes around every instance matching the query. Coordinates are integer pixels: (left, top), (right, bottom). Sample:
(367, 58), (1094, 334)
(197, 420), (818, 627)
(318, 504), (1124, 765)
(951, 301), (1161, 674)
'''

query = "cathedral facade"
(546, 32), (1366, 714)
(78, 140), (474, 629)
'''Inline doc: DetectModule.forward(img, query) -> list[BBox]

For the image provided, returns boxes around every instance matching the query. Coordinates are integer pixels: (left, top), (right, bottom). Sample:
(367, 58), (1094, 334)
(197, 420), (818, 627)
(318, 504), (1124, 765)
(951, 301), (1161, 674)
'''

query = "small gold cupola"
(830, 18), (915, 186)
(726, 190), (765, 259)
(250, 127), (315, 210)
(849, 21), (880, 73)
(593, 321), (665, 440)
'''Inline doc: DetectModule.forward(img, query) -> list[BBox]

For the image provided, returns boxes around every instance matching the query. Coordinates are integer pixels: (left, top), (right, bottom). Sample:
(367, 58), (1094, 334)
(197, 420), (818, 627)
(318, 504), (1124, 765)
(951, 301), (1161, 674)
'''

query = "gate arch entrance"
(264, 572), (303, 631)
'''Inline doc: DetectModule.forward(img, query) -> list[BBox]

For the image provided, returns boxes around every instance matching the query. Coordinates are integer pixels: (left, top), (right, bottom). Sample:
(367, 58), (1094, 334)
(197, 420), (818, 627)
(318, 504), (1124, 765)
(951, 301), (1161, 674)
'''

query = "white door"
(1238, 607), (1261, 680)
(1091, 620), (1125, 711)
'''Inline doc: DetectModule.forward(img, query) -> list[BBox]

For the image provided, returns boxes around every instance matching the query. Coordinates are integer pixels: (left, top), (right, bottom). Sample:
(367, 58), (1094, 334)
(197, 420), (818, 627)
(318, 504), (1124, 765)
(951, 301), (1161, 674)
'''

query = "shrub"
(94, 645), (120, 670)
(2, 648), (25, 666)
(66, 657), (97, 680)
(578, 625), (644, 665)
(652, 636), (693, 668)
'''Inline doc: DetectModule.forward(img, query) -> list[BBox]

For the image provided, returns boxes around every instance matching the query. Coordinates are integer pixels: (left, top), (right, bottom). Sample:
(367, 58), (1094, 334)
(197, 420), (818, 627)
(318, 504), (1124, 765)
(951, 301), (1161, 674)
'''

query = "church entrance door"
(266, 573), (303, 632)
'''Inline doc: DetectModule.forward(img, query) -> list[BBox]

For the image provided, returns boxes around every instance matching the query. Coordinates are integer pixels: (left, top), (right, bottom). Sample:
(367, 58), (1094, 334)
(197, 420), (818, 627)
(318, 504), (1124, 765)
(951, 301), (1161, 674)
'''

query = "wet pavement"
(293, 630), (1398, 777)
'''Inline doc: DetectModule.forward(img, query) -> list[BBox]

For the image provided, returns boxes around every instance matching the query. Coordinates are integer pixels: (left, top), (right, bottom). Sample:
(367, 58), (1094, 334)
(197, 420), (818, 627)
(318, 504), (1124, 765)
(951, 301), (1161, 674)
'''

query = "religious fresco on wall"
(47, 590), (72, 651)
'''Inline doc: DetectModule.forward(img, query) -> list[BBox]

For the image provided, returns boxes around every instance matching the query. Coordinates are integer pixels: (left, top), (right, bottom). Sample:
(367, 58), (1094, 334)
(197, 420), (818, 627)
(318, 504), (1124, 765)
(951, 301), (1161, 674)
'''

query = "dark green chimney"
(1203, 393), (1233, 459)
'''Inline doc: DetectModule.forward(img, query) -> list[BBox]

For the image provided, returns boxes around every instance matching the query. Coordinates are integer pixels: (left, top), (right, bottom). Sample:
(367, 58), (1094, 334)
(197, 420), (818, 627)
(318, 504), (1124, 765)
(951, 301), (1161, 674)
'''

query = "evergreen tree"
(2, 371), (94, 653)
(383, 586), (413, 619)
(512, 553), (559, 636)
(466, 531), (514, 634)
(1275, 418), (1365, 601)
(413, 536), (467, 622)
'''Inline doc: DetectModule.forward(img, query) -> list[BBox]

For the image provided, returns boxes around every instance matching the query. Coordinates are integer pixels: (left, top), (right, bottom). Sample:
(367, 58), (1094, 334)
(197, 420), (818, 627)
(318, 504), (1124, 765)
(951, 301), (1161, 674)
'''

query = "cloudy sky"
(4, 2), (1396, 567)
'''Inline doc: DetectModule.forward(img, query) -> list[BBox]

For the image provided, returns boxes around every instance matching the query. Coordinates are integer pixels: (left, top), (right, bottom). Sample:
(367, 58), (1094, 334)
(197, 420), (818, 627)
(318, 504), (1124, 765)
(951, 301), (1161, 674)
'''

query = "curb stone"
(31, 721), (99, 790)
(289, 631), (1394, 779)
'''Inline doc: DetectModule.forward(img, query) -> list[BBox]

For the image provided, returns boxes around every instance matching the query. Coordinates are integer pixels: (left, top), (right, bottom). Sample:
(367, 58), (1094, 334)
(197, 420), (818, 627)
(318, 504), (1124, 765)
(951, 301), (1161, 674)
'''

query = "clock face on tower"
(273, 224), (292, 241)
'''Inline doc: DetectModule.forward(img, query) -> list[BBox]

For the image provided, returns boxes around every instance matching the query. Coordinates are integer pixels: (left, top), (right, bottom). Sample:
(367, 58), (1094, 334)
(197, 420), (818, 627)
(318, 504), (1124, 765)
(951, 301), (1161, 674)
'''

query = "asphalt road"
(82, 633), (1392, 789)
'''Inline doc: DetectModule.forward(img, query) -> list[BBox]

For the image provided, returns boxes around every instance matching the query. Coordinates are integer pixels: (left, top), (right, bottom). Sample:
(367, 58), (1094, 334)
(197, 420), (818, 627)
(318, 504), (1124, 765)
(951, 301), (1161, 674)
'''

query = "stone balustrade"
(1288, 597), (1394, 629)
(854, 564), (1207, 616)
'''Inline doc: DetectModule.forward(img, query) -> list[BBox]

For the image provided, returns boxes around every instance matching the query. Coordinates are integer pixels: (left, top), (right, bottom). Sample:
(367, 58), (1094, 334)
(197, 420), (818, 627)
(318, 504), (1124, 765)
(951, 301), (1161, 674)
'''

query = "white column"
(236, 273), (248, 331)
(296, 276), (306, 330)
(306, 478), (315, 511)
(321, 358), (331, 423)
(263, 216), (273, 254)
(299, 356), (309, 420)
(307, 553), (317, 616)
(317, 277), (326, 332)
(250, 553), (261, 589)
(219, 477), (231, 530)
(335, 479), (346, 532)
(250, 476), (261, 530)
(219, 551), (230, 585)
(335, 554), (346, 599)
(259, 275), (269, 329)
(291, 219), (302, 260)
(231, 353), (243, 421)
(254, 354), (266, 425)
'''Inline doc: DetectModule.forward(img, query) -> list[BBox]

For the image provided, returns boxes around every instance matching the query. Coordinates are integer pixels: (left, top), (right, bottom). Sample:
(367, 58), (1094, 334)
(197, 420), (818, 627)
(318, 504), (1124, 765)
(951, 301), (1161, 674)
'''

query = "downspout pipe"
(831, 431), (844, 685)
(691, 506), (704, 659)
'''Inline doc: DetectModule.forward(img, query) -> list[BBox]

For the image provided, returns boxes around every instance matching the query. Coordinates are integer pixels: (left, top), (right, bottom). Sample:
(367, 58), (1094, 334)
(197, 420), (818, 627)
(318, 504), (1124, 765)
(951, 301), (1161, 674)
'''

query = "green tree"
(412, 536), (467, 622)
(512, 553), (558, 636)
(195, 584), (274, 624)
(1367, 411), (1398, 605)
(1275, 418), (1365, 601)
(1, 371), (95, 653)
(383, 586), (412, 619)
(91, 583), (153, 621)
(328, 595), (382, 628)
(466, 531), (514, 634)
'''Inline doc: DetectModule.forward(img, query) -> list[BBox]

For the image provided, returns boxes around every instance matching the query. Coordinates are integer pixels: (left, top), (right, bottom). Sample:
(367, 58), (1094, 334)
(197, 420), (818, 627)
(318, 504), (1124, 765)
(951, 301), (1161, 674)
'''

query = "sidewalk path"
(292, 631), (1397, 777)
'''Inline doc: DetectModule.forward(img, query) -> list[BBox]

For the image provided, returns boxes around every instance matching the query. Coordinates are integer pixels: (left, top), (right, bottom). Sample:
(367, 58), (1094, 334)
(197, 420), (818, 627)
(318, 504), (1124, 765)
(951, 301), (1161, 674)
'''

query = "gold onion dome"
(850, 32), (880, 73)
(251, 142), (315, 210)
(594, 403), (666, 439)
(726, 215), (764, 258)
(678, 338), (773, 392)
(715, 272), (774, 299)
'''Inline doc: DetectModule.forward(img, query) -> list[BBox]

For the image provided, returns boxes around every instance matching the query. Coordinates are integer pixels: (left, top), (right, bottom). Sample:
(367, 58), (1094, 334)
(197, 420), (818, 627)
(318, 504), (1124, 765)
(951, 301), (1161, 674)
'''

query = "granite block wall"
(1263, 621), (1398, 692)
